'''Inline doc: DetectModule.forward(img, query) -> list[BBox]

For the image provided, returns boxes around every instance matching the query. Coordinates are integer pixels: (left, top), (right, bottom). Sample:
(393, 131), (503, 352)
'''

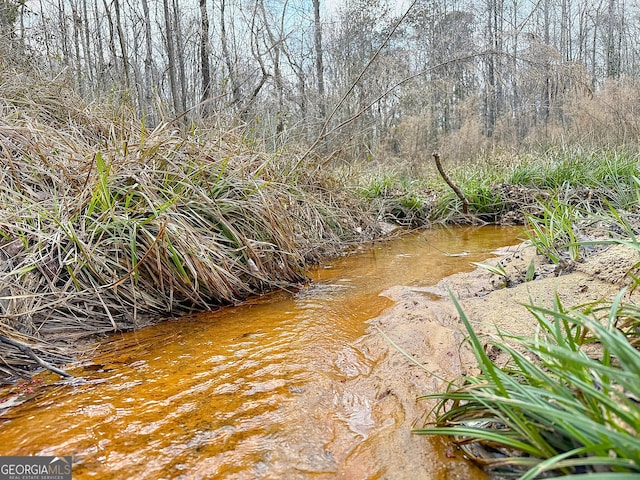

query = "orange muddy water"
(0, 226), (521, 479)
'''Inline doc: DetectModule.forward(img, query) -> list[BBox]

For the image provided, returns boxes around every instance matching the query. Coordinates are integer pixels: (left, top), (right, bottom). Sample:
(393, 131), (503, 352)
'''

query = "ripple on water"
(335, 390), (376, 438)
(334, 345), (372, 378)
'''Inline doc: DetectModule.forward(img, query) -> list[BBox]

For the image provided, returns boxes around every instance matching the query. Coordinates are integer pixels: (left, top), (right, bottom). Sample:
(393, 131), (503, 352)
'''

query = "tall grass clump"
(0, 72), (375, 377)
(523, 199), (587, 264)
(429, 161), (507, 221)
(507, 148), (640, 193)
(522, 163), (640, 266)
(355, 169), (433, 225)
(416, 291), (640, 478)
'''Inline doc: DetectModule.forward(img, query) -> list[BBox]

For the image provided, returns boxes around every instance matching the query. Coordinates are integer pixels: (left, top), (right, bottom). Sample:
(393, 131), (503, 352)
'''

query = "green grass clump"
(357, 173), (399, 199)
(431, 162), (507, 220)
(507, 148), (640, 192)
(355, 171), (432, 225)
(522, 172), (640, 265)
(523, 200), (585, 263)
(416, 290), (640, 478)
(354, 149), (640, 223)
(464, 181), (506, 216)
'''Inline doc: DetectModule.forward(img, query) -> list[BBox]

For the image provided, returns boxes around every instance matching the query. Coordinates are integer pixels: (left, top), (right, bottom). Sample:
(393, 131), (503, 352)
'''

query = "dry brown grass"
(0, 70), (376, 379)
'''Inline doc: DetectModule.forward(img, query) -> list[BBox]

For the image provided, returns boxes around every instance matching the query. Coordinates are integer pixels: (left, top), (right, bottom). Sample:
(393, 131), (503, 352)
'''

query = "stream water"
(0, 225), (521, 479)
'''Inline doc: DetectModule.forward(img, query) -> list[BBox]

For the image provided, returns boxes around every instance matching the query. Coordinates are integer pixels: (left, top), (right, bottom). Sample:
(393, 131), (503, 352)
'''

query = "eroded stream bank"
(0, 226), (521, 479)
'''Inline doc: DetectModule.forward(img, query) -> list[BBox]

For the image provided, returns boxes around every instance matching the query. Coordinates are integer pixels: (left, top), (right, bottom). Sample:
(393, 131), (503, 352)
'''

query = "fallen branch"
(0, 334), (73, 378)
(433, 152), (469, 216)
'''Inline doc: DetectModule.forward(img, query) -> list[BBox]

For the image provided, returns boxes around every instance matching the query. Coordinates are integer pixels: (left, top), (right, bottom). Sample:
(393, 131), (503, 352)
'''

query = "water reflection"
(0, 226), (521, 479)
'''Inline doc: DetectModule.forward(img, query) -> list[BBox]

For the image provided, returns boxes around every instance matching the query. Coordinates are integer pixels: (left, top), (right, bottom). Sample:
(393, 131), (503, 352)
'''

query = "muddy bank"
(356, 235), (639, 477)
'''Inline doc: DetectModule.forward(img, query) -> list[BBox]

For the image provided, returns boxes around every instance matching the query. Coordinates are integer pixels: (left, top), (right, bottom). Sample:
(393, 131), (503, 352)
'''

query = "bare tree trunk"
(591, 17), (598, 88)
(313, 0), (326, 124)
(484, 0), (504, 136)
(57, 0), (70, 67)
(131, 21), (144, 114)
(274, 8), (284, 135)
(220, 0), (242, 107)
(244, 0), (269, 118)
(18, 0), (25, 53)
(606, 0), (620, 77)
(140, 0), (154, 115)
(162, 0), (181, 114)
(93, 0), (106, 89)
(258, 0), (285, 136)
(578, 2), (587, 64)
(509, 0), (521, 138)
(280, 41), (308, 136)
(199, 0), (211, 103)
(172, 0), (187, 111)
(542, 0), (551, 124)
(494, 0), (504, 128)
(485, 1), (496, 136)
(113, 0), (130, 88)
(81, 0), (94, 88)
(102, 0), (118, 79)
(70, 1), (83, 94)
(39, 0), (54, 71)
(560, 0), (570, 60)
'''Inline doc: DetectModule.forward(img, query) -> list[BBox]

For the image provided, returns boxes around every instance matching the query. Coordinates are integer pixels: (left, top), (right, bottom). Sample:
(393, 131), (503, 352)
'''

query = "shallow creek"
(0, 226), (521, 479)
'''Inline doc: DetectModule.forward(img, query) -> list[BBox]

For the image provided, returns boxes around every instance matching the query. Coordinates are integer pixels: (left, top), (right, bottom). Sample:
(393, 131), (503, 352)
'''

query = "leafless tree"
(199, 0), (211, 103)
(4, 0), (640, 157)
(162, 0), (181, 114)
(313, 0), (326, 124)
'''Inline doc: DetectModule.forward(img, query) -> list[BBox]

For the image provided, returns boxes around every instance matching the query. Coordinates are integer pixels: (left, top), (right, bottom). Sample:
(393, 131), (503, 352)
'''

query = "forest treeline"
(1, 0), (640, 162)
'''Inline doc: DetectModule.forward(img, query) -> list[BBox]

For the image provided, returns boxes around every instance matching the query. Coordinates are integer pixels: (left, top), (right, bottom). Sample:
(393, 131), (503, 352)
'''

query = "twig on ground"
(0, 335), (73, 378)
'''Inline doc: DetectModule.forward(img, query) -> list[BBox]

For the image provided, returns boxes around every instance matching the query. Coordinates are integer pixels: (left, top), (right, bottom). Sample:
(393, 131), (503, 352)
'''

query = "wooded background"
(2, 0), (639, 161)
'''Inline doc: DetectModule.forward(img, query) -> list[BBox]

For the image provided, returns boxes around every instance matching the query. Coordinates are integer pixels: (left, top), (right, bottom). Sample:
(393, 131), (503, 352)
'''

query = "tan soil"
(356, 239), (640, 478)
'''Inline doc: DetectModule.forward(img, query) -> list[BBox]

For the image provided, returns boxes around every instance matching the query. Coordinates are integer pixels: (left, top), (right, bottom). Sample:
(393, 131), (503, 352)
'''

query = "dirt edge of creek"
(350, 235), (639, 479)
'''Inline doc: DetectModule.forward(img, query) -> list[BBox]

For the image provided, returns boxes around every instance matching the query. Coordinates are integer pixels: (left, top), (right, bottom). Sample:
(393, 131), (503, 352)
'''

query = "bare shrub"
(567, 76), (640, 148)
